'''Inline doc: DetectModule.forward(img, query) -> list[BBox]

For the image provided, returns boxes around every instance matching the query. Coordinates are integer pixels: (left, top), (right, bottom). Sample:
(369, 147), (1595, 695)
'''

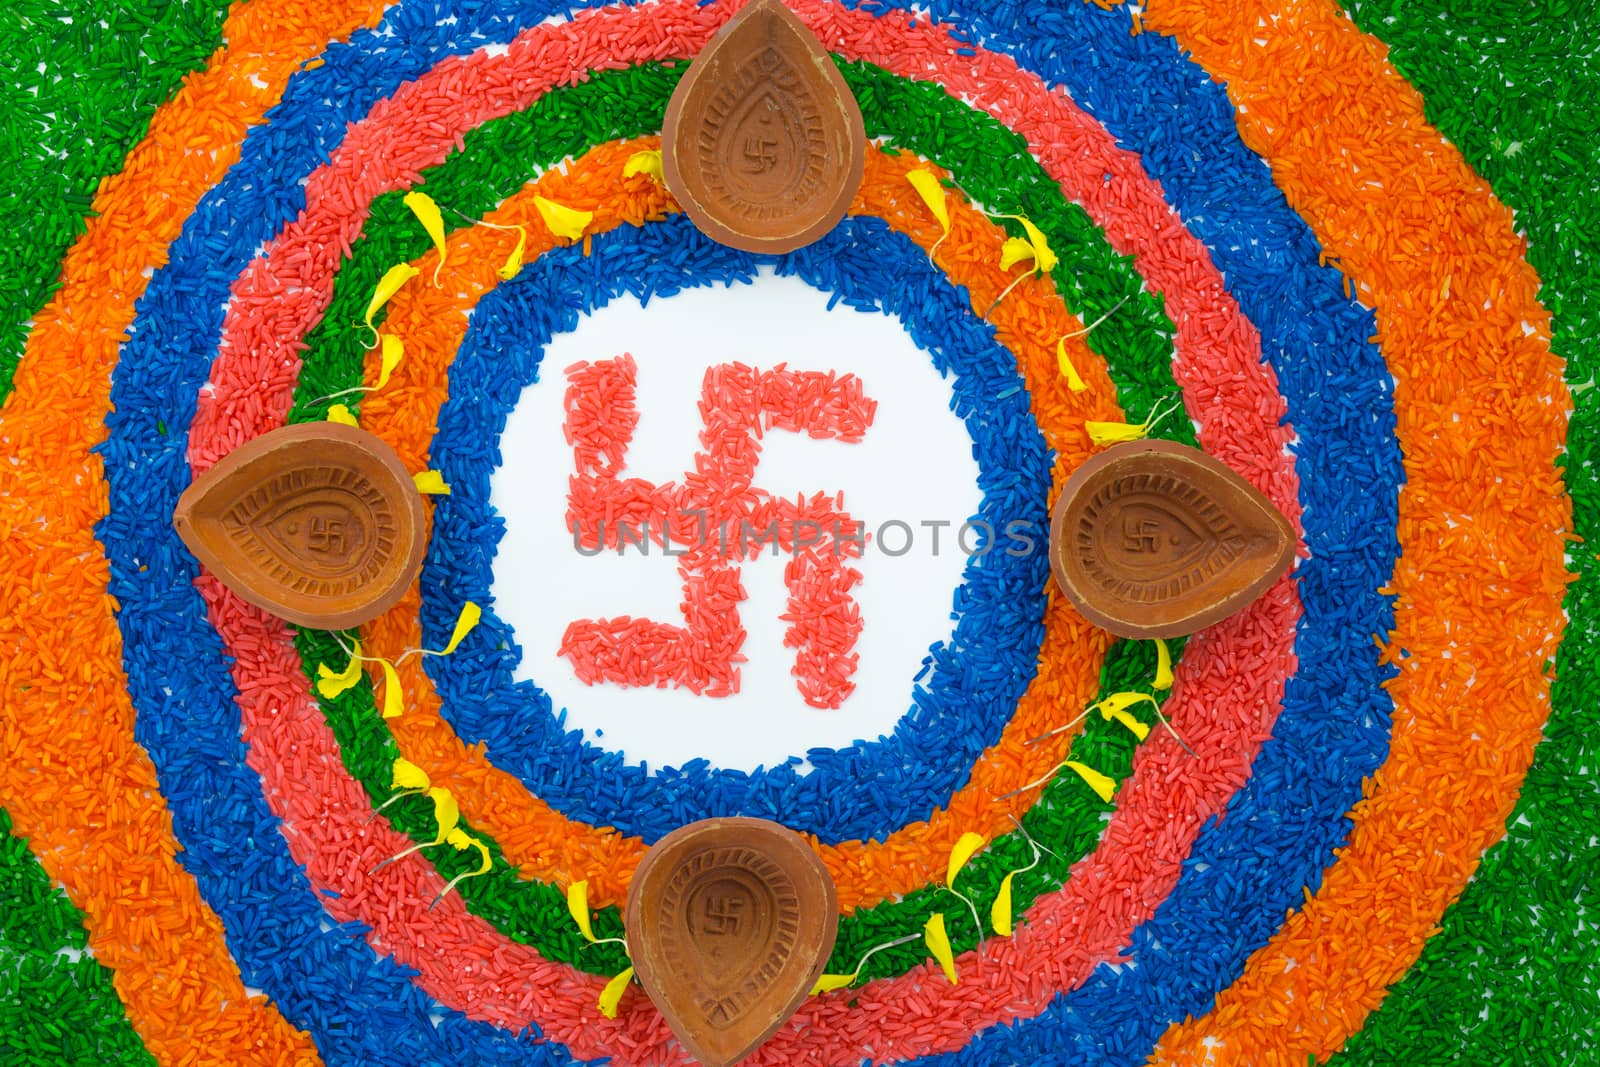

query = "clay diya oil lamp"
(173, 422), (427, 630)
(625, 817), (838, 1067)
(1050, 440), (1296, 639)
(661, 0), (866, 254)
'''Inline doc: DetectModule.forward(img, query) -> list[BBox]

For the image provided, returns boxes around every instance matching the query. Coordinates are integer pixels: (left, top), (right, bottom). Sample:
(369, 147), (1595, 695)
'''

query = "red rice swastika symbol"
(560, 355), (877, 708)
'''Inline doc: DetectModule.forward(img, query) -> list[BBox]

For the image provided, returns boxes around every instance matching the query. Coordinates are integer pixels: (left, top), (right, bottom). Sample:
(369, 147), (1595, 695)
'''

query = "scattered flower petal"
(1105, 707), (1151, 741)
(440, 602), (481, 656)
(567, 880), (597, 943)
(1056, 337), (1088, 392)
(990, 871), (1016, 937)
(1087, 396), (1181, 447)
(534, 195), (592, 242)
(946, 831), (986, 887)
(623, 149), (663, 182)
(496, 226), (528, 281)
(1066, 760), (1117, 803)
(999, 236), (1036, 272)
(924, 913), (958, 985)
(362, 263), (419, 348)
(810, 973), (856, 995)
(379, 658), (403, 719)
(326, 403), (358, 426)
(598, 966), (634, 1019)
(1154, 638), (1174, 690)
(390, 758), (430, 792)
(424, 788), (459, 844)
(413, 470), (450, 495)
(1086, 418), (1151, 445)
(375, 333), (403, 390)
(1012, 214), (1058, 273)
(907, 169), (949, 234)
(402, 190), (448, 285)
(316, 643), (363, 700)
(1097, 691), (1159, 716)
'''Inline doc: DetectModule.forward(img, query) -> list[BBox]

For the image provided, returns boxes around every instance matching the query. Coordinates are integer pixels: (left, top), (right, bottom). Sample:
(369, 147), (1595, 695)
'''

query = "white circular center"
(491, 268), (983, 772)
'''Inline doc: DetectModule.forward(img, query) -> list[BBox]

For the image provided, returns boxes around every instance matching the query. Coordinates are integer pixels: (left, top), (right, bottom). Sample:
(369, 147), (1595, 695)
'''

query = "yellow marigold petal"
(413, 470), (450, 495)
(1065, 760), (1117, 804)
(363, 263), (419, 342)
(1089, 397), (1180, 447)
(429, 831), (494, 905)
(598, 966), (634, 1020)
(402, 190), (448, 284)
(443, 829), (492, 874)
(375, 333), (403, 390)
(623, 149), (663, 182)
(326, 403), (358, 427)
(440, 602), (482, 656)
(946, 831), (986, 888)
(1154, 638), (1174, 690)
(1085, 418), (1151, 446)
(906, 169), (950, 234)
(534, 195), (592, 242)
(1098, 691), (1159, 716)
(1056, 337), (1088, 392)
(390, 758), (430, 792)
(999, 236), (1036, 272)
(379, 658), (404, 719)
(1015, 214), (1058, 273)
(1106, 707), (1151, 741)
(567, 880), (597, 943)
(810, 973), (856, 995)
(315, 642), (363, 699)
(496, 226), (528, 281)
(924, 913), (958, 985)
(990, 871), (1016, 937)
(466, 836), (492, 875)
(425, 787), (459, 844)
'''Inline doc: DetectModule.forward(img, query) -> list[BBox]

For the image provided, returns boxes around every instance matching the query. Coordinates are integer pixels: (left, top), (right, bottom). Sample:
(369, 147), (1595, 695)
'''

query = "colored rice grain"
(93, 4), (1292, 1062)
(348, 142), (1102, 906)
(0, 0), (233, 400)
(0, 809), (156, 1067)
(180, 134), (1298, 1067)
(192, 2), (1136, 861)
(9, 0), (1574, 1062)
(184, 0), (1286, 902)
(0, 0), (388, 1061)
(265, 54), (1202, 976)
(1328, 1), (1600, 1061)
(1139, 0), (1572, 1063)
(186, 146), (1099, 1048)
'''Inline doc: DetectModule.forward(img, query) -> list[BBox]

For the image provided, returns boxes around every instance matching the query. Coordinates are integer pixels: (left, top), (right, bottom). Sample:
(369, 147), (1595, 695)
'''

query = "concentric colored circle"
(150, 4), (1312, 1004)
(93, 0), (1305, 1049)
(28, 4), (1312, 1062)
(172, 146), (1299, 1065)
(0, 0), (1569, 1066)
(298, 123), (1174, 979)
(275, 57), (1185, 917)
(184, 0), (1299, 902)
(93, 0), (1312, 1062)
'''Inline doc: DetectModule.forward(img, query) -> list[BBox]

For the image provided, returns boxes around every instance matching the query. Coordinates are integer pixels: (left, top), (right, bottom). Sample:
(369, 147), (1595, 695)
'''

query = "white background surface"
(490, 270), (983, 771)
